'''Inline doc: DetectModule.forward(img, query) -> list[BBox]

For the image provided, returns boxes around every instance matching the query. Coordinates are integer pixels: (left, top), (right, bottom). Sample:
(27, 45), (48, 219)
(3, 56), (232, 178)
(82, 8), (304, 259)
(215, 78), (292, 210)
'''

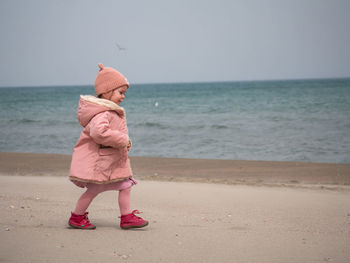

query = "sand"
(1, 152), (350, 262)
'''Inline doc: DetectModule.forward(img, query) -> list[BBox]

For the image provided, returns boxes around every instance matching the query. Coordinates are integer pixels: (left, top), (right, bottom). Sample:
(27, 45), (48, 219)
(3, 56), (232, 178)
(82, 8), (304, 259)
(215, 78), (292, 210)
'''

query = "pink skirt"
(72, 177), (137, 193)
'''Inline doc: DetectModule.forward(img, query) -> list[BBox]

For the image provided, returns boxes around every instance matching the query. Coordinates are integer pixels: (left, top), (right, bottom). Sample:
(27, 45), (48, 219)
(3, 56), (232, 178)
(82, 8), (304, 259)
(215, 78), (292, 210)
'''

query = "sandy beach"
(1, 152), (350, 262)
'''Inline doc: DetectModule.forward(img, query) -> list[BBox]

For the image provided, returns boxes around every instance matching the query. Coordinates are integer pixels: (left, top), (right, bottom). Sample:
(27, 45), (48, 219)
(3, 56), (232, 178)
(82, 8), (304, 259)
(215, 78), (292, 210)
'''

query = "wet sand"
(1, 152), (350, 188)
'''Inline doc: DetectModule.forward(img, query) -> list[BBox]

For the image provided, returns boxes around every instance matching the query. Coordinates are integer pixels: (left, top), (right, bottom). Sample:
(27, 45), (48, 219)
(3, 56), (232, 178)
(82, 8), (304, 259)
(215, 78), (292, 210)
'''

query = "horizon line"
(1, 76), (350, 89)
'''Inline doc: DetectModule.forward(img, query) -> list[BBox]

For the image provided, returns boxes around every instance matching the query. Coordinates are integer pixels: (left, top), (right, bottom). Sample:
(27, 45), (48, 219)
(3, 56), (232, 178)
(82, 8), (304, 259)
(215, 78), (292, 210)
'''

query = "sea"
(1, 78), (350, 164)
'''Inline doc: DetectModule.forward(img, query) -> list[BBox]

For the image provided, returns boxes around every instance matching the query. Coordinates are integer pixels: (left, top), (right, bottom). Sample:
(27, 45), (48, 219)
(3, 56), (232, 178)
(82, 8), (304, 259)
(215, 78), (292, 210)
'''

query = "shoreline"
(1, 152), (349, 189)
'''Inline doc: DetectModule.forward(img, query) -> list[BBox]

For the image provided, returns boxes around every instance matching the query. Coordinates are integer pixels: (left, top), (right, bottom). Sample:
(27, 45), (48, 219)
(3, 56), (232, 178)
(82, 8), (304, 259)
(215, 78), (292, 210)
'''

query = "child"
(68, 63), (148, 230)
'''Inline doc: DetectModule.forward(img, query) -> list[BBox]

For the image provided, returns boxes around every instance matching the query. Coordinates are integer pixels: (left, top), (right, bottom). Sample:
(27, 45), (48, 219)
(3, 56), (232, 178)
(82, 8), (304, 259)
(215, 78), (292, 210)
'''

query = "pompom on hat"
(94, 63), (129, 96)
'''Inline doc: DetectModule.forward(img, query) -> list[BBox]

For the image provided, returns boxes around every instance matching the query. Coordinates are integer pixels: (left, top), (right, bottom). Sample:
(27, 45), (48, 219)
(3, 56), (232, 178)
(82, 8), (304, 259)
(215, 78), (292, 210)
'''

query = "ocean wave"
(9, 118), (41, 124)
(7, 118), (78, 127)
(133, 122), (169, 130)
(211, 124), (229, 129)
(188, 124), (206, 129)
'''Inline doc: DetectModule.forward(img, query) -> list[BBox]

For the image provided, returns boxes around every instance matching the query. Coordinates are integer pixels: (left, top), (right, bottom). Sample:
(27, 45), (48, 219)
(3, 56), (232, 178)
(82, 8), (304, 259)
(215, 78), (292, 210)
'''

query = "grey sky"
(1, 0), (350, 86)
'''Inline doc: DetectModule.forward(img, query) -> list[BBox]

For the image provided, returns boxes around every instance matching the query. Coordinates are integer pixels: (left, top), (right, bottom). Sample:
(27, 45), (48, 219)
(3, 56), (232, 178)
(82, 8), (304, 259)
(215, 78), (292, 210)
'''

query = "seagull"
(115, 42), (127, 51)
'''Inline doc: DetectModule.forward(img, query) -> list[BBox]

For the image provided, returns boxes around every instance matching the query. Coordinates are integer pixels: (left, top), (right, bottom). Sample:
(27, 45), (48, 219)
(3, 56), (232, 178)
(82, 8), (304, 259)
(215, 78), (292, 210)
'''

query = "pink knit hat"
(94, 63), (129, 96)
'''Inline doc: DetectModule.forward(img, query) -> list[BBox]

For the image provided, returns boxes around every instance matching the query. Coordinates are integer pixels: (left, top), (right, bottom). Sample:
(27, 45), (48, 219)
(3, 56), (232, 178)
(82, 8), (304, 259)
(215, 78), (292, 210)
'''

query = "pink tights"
(73, 187), (131, 216)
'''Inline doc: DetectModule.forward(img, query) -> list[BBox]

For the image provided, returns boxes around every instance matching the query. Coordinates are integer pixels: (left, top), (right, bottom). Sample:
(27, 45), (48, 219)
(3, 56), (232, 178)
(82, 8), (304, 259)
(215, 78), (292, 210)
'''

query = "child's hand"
(127, 140), (132, 151)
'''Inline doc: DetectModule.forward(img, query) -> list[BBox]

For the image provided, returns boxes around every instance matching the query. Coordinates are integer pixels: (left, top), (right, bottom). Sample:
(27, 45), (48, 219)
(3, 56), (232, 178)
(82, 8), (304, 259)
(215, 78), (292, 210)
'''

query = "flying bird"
(115, 43), (127, 51)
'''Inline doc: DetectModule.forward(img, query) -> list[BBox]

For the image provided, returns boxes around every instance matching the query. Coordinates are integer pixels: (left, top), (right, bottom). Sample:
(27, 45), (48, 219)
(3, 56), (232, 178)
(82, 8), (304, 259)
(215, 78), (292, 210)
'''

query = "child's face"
(109, 85), (128, 105)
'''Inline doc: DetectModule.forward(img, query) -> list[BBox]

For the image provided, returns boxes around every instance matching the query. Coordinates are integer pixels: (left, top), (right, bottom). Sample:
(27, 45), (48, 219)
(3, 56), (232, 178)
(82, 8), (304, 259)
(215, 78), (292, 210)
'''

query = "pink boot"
(68, 212), (96, 230)
(120, 210), (149, 229)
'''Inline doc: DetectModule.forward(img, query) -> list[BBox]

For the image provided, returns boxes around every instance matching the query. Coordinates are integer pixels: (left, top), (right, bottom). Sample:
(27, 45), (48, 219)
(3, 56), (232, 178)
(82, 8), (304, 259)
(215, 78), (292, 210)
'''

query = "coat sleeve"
(89, 111), (129, 148)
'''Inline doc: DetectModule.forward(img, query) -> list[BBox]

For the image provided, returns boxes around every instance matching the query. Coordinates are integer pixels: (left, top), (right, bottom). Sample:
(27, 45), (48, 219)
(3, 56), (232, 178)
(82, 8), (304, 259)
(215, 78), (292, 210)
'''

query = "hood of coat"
(77, 95), (125, 127)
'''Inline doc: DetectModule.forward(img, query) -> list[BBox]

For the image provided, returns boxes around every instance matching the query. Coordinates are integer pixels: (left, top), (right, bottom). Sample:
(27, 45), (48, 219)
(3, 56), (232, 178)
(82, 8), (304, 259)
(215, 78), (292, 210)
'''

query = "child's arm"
(89, 112), (129, 148)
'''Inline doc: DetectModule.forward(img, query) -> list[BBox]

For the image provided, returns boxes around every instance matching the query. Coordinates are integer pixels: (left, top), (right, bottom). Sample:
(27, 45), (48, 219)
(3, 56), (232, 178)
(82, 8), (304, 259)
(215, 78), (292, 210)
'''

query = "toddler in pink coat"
(68, 63), (148, 230)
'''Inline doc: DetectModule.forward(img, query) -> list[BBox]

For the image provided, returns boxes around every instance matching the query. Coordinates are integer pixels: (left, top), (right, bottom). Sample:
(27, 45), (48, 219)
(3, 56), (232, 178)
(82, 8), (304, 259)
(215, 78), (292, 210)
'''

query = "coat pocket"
(95, 148), (120, 178)
(99, 147), (117, 156)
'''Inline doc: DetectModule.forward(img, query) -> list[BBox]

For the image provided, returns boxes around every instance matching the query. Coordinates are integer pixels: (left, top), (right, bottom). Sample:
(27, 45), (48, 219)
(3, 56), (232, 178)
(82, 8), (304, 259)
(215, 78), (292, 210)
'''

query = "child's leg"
(118, 187), (131, 216)
(119, 187), (148, 229)
(73, 188), (99, 215)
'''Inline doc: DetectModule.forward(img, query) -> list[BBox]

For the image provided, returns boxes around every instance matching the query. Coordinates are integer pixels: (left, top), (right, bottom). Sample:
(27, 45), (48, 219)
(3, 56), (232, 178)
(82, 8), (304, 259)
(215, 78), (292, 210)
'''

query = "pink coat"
(69, 95), (133, 185)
